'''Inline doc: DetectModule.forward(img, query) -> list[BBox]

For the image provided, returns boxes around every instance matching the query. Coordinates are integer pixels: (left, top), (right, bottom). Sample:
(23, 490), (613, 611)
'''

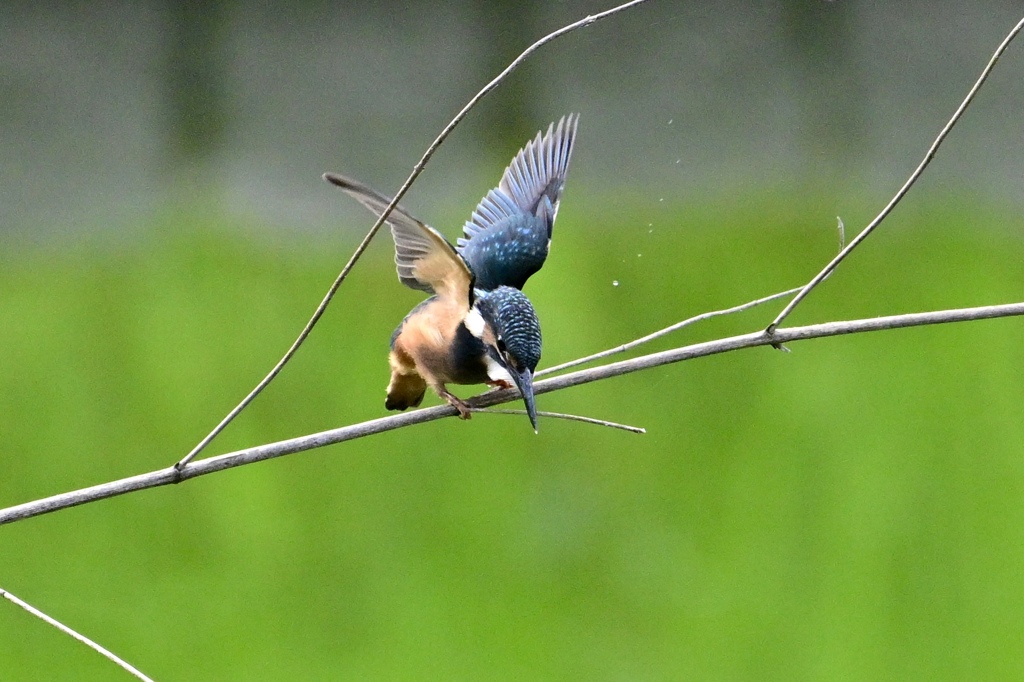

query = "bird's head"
(466, 286), (542, 432)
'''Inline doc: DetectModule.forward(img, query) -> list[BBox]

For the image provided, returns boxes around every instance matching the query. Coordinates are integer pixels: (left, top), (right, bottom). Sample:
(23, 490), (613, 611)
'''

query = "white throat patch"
(484, 355), (514, 384)
(465, 306), (486, 338)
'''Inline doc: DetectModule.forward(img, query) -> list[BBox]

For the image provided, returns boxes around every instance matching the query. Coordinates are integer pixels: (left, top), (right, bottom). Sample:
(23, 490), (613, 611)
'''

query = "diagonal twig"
(174, 0), (654, 470)
(766, 15), (1024, 335)
(6, 301), (1024, 526)
(1, 586), (155, 682)
(539, 286), (802, 377)
(474, 408), (646, 433)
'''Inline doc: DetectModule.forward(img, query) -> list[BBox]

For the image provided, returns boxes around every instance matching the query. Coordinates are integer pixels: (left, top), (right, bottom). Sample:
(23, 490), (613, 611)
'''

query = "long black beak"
(511, 368), (538, 433)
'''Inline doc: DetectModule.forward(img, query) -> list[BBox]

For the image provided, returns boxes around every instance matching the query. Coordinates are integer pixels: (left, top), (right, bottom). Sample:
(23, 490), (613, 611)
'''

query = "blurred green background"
(3, 2), (1024, 680)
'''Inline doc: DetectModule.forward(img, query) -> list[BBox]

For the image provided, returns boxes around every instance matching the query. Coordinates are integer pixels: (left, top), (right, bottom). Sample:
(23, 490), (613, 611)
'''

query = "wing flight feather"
(324, 172), (473, 304)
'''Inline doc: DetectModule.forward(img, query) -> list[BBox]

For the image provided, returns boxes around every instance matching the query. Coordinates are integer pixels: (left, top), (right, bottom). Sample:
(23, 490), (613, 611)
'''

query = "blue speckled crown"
(475, 286), (542, 372)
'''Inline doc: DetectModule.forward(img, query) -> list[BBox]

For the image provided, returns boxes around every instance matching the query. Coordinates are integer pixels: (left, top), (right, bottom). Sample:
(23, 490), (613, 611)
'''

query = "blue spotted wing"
(457, 114), (578, 291)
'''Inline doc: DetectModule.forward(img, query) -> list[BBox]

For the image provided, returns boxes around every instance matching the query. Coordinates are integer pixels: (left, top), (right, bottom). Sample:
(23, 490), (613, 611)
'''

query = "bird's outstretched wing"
(324, 173), (472, 305)
(457, 114), (578, 291)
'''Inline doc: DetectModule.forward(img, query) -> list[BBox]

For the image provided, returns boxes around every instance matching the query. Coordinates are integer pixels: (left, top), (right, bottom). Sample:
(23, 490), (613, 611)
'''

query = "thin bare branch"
(475, 408), (646, 433)
(5, 301), (1024, 526)
(766, 15), (1024, 335)
(1, 586), (155, 682)
(539, 286), (802, 377)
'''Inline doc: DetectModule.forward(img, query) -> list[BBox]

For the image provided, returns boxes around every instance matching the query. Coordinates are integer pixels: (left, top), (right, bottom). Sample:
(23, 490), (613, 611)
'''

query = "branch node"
(171, 462), (185, 480)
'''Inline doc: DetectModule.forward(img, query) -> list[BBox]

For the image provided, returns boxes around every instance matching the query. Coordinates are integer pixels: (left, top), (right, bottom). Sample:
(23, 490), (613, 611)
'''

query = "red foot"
(438, 389), (472, 420)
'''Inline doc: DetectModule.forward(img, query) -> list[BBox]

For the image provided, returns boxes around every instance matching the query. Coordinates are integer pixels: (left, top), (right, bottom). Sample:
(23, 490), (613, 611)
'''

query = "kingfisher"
(324, 114), (578, 431)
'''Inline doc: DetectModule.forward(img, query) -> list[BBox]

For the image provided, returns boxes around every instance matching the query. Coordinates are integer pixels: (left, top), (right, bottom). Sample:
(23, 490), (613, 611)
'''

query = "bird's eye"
(496, 337), (507, 353)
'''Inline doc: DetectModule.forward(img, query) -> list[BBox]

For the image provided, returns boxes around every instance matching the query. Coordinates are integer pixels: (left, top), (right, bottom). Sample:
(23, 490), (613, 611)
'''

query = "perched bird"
(324, 114), (578, 431)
